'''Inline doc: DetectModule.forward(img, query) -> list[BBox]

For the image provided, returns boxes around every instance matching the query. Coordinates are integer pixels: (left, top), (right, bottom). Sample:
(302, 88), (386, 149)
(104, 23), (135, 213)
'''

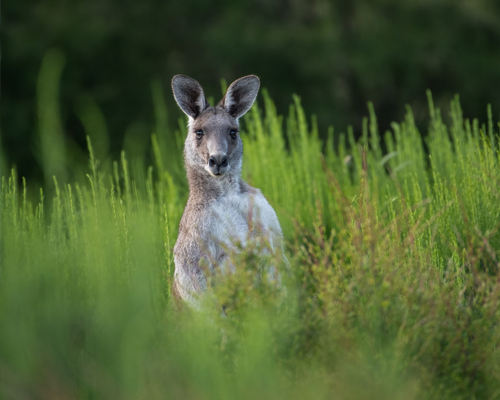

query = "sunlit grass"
(1, 52), (500, 399)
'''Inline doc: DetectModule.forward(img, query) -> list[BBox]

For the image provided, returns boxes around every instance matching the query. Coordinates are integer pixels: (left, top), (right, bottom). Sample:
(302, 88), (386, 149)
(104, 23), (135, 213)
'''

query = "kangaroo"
(171, 74), (284, 309)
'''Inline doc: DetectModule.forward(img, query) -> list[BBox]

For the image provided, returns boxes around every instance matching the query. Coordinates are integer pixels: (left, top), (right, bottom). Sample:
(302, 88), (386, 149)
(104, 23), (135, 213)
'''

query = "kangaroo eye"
(229, 129), (238, 139)
(196, 130), (204, 139)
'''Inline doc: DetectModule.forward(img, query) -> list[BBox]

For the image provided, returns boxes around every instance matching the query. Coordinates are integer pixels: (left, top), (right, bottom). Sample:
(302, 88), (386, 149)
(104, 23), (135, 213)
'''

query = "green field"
(2, 52), (500, 399)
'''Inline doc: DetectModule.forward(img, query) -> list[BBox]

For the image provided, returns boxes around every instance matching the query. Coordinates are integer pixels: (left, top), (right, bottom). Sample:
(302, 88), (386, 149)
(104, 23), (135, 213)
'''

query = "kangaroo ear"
(171, 75), (209, 118)
(219, 75), (260, 119)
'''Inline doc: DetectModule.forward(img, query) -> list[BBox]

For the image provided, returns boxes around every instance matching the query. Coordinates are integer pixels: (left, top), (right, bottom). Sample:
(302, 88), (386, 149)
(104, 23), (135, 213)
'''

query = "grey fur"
(171, 75), (283, 308)
(218, 75), (260, 119)
(172, 75), (210, 118)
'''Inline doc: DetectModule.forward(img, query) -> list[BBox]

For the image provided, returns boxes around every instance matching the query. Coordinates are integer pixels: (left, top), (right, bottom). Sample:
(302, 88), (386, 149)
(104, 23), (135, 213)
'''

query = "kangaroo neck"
(186, 165), (241, 202)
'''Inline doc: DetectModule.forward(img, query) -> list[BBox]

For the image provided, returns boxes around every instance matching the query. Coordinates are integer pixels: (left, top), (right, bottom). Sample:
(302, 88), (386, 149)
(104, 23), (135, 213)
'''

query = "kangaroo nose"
(209, 154), (228, 168)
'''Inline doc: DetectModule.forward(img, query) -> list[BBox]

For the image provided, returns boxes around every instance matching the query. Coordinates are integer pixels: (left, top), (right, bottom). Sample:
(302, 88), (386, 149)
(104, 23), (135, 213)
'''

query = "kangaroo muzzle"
(207, 153), (228, 176)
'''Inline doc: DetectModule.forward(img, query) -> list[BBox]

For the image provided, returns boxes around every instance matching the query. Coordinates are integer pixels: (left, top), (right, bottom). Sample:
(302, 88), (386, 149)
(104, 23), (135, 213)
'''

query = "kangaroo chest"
(207, 191), (277, 250)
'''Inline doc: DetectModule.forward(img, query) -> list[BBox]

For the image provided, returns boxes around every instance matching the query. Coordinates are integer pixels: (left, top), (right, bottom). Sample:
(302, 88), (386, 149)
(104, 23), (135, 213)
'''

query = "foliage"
(4, 0), (500, 181)
(2, 68), (500, 398)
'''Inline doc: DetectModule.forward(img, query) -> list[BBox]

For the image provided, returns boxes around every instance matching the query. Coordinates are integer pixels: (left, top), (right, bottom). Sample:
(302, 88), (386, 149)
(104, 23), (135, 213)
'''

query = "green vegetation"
(5, 1), (500, 181)
(2, 59), (500, 399)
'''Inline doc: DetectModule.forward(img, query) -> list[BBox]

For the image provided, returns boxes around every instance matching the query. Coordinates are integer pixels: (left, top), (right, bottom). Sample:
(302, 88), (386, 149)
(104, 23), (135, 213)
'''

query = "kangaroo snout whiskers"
(207, 153), (228, 176)
(171, 73), (285, 310)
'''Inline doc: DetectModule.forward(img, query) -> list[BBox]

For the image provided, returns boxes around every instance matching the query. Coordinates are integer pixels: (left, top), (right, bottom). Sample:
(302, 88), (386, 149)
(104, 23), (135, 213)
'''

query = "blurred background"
(4, 0), (500, 183)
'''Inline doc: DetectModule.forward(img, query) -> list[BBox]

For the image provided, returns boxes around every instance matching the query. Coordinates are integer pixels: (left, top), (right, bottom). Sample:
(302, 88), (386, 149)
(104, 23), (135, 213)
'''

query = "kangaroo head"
(172, 75), (260, 177)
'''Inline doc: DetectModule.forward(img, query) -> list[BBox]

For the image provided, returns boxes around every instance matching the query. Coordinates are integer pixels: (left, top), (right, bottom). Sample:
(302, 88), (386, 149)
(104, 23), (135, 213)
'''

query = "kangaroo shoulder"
(238, 179), (260, 196)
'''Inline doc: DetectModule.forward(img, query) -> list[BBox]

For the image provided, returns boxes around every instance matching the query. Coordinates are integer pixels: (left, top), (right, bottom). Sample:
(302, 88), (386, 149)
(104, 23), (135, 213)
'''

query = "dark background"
(4, 0), (500, 182)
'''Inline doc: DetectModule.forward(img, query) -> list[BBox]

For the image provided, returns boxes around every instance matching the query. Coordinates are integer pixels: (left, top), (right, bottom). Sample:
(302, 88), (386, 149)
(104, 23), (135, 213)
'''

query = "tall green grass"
(1, 53), (500, 399)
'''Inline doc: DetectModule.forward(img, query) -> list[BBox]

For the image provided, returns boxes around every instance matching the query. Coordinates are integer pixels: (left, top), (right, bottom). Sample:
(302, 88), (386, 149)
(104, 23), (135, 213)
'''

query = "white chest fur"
(207, 190), (282, 257)
(173, 186), (283, 307)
